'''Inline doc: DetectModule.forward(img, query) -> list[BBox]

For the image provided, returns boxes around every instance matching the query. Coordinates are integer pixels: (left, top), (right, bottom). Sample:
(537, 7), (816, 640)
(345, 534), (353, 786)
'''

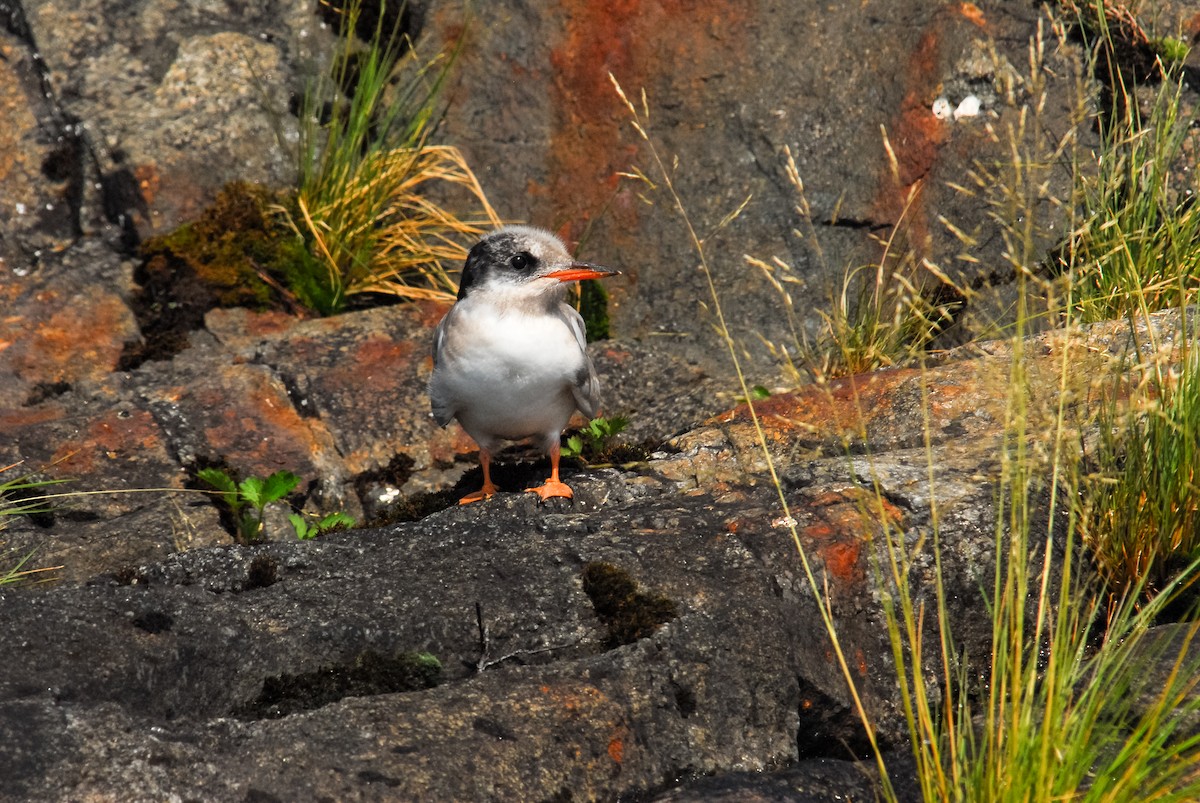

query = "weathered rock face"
(421, 0), (1092, 364)
(20, 0), (317, 239)
(3, 0), (1112, 370)
(2, 309), (1194, 801)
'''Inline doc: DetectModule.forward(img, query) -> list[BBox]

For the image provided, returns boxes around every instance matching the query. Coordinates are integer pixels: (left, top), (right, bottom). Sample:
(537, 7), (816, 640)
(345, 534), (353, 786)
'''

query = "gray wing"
(429, 310), (455, 426)
(558, 303), (601, 419)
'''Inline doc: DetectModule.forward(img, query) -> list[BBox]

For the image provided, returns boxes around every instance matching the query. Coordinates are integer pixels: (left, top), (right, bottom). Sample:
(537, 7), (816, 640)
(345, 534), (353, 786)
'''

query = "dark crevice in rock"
(795, 677), (880, 761)
(352, 453), (421, 523)
(23, 380), (71, 406)
(244, 553), (278, 591)
(315, 0), (422, 55)
(817, 216), (894, 233)
(471, 715), (516, 741)
(0, 0), (90, 251)
(356, 769), (402, 787)
(131, 609), (173, 634)
(54, 509), (103, 523)
(672, 682), (697, 718)
(273, 370), (321, 420)
(1, 481), (56, 528)
(110, 565), (148, 586)
(580, 561), (678, 648)
(232, 650), (442, 720)
(38, 116), (86, 239)
(118, 257), (217, 370)
(99, 167), (149, 253)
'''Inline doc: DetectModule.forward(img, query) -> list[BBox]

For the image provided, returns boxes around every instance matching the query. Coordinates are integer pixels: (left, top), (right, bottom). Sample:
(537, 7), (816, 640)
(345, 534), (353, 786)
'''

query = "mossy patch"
(581, 561), (678, 648)
(122, 181), (318, 367)
(234, 650), (442, 719)
(577, 279), (612, 342)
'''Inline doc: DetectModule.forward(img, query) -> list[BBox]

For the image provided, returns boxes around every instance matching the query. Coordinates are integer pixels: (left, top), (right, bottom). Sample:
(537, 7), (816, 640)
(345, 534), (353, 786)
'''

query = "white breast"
(431, 298), (586, 449)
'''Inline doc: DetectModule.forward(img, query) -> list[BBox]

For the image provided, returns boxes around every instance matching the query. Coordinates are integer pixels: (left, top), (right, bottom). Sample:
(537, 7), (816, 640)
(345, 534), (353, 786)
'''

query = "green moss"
(140, 181), (294, 309)
(1152, 36), (1191, 66)
(581, 561), (678, 648)
(126, 182), (322, 365)
(577, 279), (612, 341)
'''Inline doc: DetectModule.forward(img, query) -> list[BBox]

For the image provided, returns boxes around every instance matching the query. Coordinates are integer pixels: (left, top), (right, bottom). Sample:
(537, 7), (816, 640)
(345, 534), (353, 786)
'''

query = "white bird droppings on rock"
(954, 94), (982, 120)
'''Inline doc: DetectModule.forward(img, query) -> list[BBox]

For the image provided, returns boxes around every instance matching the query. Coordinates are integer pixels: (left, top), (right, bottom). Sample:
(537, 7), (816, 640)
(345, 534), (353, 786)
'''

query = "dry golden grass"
(293, 144), (501, 306)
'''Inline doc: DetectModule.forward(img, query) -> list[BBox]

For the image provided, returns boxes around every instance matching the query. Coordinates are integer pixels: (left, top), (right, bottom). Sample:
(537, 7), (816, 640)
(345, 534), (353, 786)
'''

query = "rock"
(0, 29), (80, 274)
(421, 0), (1093, 368)
(1, 308), (1195, 798)
(22, 0), (318, 240)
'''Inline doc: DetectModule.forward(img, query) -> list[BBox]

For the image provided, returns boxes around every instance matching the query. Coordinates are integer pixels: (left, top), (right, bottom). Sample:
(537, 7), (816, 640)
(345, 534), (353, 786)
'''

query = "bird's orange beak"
(543, 263), (620, 283)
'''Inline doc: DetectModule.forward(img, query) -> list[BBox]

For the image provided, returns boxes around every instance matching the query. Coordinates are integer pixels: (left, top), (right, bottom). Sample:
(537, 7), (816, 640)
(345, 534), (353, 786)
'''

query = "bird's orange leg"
(525, 443), (573, 501)
(459, 449), (498, 504)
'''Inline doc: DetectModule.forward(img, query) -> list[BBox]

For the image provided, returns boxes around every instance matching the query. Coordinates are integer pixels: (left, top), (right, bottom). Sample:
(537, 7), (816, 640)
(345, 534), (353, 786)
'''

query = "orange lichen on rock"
(0, 290), (138, 388)
(607, 735), (624, 764)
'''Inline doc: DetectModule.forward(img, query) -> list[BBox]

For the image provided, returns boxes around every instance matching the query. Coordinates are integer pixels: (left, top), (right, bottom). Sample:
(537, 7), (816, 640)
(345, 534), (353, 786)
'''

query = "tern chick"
(429, 225), (619, 504)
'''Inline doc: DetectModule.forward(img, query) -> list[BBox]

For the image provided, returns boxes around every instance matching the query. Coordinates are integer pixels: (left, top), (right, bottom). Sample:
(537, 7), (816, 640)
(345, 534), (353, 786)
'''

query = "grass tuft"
(282, 0), (499, 314)
(0, 461), (67, 586)
(1080, 326), (1200, 600)
(1062, 64), (1200, 324)
(748, 141), (960, 384)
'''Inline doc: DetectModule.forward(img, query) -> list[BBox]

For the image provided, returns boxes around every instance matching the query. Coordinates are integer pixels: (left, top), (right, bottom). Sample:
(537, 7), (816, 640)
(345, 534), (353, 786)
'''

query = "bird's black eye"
(509, 252), (535, 272)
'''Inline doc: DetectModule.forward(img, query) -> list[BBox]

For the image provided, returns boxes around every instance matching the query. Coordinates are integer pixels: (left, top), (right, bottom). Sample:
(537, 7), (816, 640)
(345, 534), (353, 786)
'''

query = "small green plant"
(737, 385), (772, 403)
(561, 415), (630, 462)
(289, 510), (356, 541)
(197, 468), (300, 543)
(1, 462), (67, 586)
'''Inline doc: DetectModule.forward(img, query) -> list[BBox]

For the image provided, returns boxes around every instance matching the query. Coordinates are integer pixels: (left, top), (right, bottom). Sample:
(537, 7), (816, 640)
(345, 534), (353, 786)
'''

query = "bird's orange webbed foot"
(459, 450), (497, 504)
(458, 481), (498, 505)
(525, 445), (573, 502)
(524, 479), (574, 502)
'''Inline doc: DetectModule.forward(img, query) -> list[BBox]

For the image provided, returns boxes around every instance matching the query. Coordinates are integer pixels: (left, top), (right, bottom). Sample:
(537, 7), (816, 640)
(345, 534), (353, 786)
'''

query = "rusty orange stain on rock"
(795, 486), (908, 587)
(417, 299), (452, 329)
(547, 0), (747, 246)
(855, 647), (869, 678)
(328, 336), (417, 395)
(819, 540), (862, 583)
(190, 365), (327, 476)
(427, 427), (475, 465)
(958, 3), (987, 29)
(49, 408), (165, 477)
(870, 5), (981, 265)
(134, 163), (160, 206)
(537, 681), (611, 719)
(0, 403), (65, 431)
(721, 369), (918, 439)
(1, 292), (135, 386)
(874, 23), (947, 256)
(800, 521), (835, 540)
(237, 309), (296, 339)
(607, 736), (624, 764)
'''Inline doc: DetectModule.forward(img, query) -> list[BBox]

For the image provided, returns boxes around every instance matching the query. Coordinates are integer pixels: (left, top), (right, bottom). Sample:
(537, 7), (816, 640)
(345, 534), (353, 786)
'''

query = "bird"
(429, 225), (619, 504)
